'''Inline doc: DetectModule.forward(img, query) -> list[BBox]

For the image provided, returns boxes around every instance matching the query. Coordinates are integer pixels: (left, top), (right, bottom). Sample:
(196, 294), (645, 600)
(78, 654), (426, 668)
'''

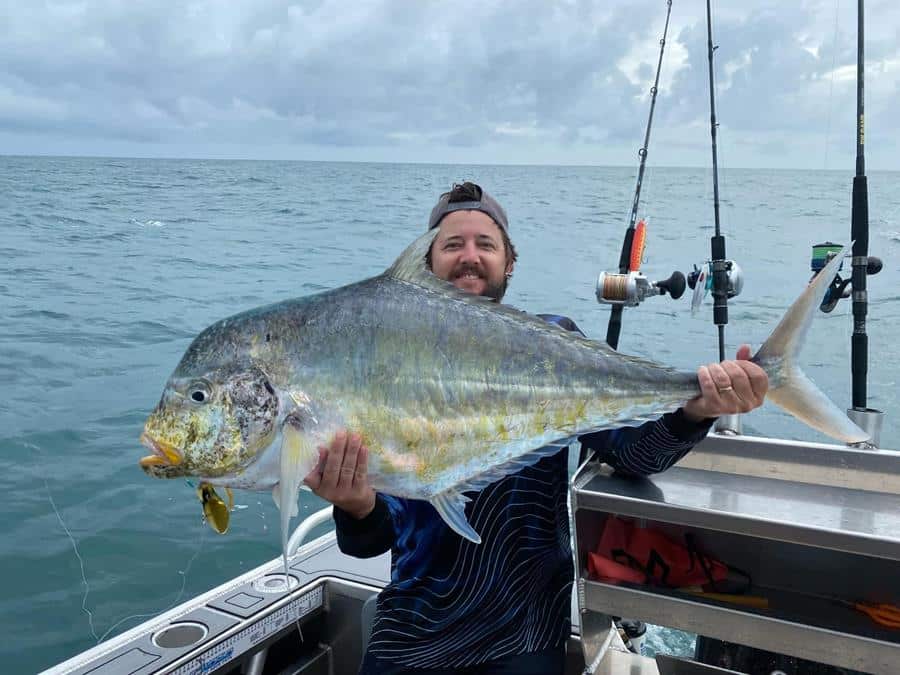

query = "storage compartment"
(571, 441), (900, 675)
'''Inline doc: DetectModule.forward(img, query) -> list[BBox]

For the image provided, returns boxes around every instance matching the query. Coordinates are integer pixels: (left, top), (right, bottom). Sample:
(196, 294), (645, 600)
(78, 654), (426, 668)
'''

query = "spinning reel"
(811, 242), (882, 313)
(687, 259), (744, 315)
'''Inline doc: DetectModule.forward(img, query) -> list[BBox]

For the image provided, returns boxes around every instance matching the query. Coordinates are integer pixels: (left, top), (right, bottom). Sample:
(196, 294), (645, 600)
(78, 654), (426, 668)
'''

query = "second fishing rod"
(597, 0), (685, 349)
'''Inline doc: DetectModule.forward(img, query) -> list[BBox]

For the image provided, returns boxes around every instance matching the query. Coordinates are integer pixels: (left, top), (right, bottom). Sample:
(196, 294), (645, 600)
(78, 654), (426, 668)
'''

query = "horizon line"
(2, 151), (891, 173)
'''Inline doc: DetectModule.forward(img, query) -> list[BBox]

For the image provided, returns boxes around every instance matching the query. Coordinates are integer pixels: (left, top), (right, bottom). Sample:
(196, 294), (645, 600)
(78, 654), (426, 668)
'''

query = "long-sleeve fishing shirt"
(333, 315), (715, 670)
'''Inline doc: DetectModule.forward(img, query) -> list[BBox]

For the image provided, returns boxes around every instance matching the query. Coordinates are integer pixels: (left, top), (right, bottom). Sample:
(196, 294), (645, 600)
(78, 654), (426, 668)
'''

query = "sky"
(1, 0), (899, 169)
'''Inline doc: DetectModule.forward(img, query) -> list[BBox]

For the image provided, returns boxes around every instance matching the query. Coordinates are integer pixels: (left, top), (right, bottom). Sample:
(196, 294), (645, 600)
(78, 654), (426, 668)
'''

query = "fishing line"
(823, 0), (841, 169)
(96, 524), (207, 643)
(41, 452), (208, 645)
(43, 476), (99, 642)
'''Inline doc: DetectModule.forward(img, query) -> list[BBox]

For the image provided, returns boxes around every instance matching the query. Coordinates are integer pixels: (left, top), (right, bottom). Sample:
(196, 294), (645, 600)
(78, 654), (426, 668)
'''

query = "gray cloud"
(664, 2), (900, 165)
(1, 0), (898, 167)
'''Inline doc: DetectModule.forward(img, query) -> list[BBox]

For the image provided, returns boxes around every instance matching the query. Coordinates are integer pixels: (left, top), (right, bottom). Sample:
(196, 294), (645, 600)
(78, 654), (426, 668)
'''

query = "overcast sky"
(2, 0), (898, 169)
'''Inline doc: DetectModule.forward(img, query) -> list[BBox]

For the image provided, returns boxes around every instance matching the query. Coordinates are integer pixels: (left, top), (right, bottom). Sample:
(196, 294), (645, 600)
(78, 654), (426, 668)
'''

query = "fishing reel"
(596, 220), (687, 307)
(596, 270), (686, 307)
(810, 241), (882, 313)
(687, 259), (743, 315)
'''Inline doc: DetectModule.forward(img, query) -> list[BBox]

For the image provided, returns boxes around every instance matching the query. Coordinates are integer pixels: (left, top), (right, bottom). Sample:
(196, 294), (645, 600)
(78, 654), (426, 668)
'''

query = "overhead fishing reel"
(686, 259), (744, 315)
(810, 241), (882, 313)
(595, 221), (687, 307)
(596, 270), (686, 306)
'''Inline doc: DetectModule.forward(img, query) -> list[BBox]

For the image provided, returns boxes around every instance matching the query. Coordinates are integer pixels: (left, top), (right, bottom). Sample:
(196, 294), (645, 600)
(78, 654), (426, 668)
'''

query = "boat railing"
(288, 504), (334, 558)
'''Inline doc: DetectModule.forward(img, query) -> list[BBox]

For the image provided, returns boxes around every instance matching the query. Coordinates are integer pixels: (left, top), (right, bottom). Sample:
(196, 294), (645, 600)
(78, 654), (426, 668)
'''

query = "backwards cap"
(427, 182), (509, 233)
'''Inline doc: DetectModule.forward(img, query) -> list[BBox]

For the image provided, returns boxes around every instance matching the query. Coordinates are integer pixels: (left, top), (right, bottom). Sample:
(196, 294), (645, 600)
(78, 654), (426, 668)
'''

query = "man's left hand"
(682, 344), (769, 422)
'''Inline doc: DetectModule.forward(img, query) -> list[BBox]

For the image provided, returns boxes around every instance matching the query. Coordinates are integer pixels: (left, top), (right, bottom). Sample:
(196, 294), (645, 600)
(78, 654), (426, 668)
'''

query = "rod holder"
(715, 414), (742, 436)
(846, 408), (884, 448)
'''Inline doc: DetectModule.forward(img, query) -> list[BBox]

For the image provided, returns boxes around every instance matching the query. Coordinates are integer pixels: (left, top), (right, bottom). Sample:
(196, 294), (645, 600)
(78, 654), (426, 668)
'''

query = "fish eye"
(189, 382), (212, 404)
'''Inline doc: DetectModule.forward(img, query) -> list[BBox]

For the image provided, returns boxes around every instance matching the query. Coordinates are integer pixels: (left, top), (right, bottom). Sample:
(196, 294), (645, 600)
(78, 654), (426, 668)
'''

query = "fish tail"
(753, 245), (868, 444)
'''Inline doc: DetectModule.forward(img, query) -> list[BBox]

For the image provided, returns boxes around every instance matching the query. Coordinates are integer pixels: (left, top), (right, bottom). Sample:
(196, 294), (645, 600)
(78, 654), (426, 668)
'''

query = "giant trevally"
(139, 231), (866, 554)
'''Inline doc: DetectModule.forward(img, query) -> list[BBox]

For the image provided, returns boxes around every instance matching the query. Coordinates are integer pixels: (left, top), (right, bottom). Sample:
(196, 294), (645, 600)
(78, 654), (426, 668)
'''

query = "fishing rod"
(687, 3), (744, 353)
(851, 0), (870, 415)
(809, 0), (884, 445)
(684, 0), (745, 433)
(704, 0), (729, 364)
(846, 0), (886, 445)
(598, 0), (685, 349)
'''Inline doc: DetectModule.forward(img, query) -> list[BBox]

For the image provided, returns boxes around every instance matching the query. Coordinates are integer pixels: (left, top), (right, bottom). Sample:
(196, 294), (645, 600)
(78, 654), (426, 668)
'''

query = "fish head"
(139, 365), (280, 480)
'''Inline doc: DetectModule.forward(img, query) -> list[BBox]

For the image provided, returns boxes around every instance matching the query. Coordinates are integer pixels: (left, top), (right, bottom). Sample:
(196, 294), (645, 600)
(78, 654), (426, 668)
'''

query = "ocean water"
(1, 156), (898, 673)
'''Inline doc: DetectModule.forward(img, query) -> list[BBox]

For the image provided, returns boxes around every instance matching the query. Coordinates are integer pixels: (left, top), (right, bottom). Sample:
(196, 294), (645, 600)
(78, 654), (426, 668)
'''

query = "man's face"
(430, 210), (513, 301)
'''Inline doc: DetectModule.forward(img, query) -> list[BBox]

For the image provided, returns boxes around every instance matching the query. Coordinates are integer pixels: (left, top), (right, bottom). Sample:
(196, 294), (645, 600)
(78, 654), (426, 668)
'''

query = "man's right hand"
(304, 430), (376, 520)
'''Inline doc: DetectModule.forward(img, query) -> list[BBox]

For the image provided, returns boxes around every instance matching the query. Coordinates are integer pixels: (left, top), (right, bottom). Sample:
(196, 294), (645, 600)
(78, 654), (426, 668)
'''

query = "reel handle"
(656, 271), (686, 299)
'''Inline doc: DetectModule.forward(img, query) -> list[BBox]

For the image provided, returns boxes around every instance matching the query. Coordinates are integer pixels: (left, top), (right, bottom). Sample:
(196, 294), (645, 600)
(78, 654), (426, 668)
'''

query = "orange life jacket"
(587, 516), (732, 589)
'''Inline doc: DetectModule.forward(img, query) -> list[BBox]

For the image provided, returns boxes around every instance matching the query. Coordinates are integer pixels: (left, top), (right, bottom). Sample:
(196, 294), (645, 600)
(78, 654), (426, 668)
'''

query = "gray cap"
(427, 184), (509, 233)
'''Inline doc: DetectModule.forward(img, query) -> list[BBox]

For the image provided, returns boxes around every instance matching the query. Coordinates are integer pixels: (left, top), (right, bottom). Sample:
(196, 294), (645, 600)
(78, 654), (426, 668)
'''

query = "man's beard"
(452, 264), (507, 302)
(481, 277), (507, 302)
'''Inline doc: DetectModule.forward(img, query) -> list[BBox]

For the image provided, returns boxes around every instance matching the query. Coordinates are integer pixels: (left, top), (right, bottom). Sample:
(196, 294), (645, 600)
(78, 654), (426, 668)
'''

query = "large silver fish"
(139, 231), (866, 549)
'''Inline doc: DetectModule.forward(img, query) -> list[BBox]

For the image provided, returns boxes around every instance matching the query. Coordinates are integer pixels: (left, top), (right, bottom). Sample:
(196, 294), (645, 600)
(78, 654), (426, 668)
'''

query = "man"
(304, 182), (768, 674)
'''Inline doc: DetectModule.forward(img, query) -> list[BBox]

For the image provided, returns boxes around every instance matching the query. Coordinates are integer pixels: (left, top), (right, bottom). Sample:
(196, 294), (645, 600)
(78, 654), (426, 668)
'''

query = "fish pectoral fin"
(277, 420), (312, 518)
(430, 489), (481, 544)
(276, 419), (317, 560)
(272, 483), (299, 518)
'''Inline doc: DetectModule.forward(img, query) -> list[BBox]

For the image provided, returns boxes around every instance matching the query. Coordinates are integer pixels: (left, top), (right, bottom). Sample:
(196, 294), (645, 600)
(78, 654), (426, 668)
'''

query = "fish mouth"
(139, 432), (184, 468)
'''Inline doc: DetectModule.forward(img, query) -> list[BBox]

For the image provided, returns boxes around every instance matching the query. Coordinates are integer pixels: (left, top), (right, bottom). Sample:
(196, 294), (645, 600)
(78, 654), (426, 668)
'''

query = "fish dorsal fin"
(385, 230), (638, 361)
(385, 228), (509, 306)
(386, 228), (442, 285)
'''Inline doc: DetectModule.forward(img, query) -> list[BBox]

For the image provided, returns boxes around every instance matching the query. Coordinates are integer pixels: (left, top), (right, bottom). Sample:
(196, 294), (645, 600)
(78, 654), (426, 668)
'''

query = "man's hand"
(682, 344), (769, 423)
(304, 430), (376, 520)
